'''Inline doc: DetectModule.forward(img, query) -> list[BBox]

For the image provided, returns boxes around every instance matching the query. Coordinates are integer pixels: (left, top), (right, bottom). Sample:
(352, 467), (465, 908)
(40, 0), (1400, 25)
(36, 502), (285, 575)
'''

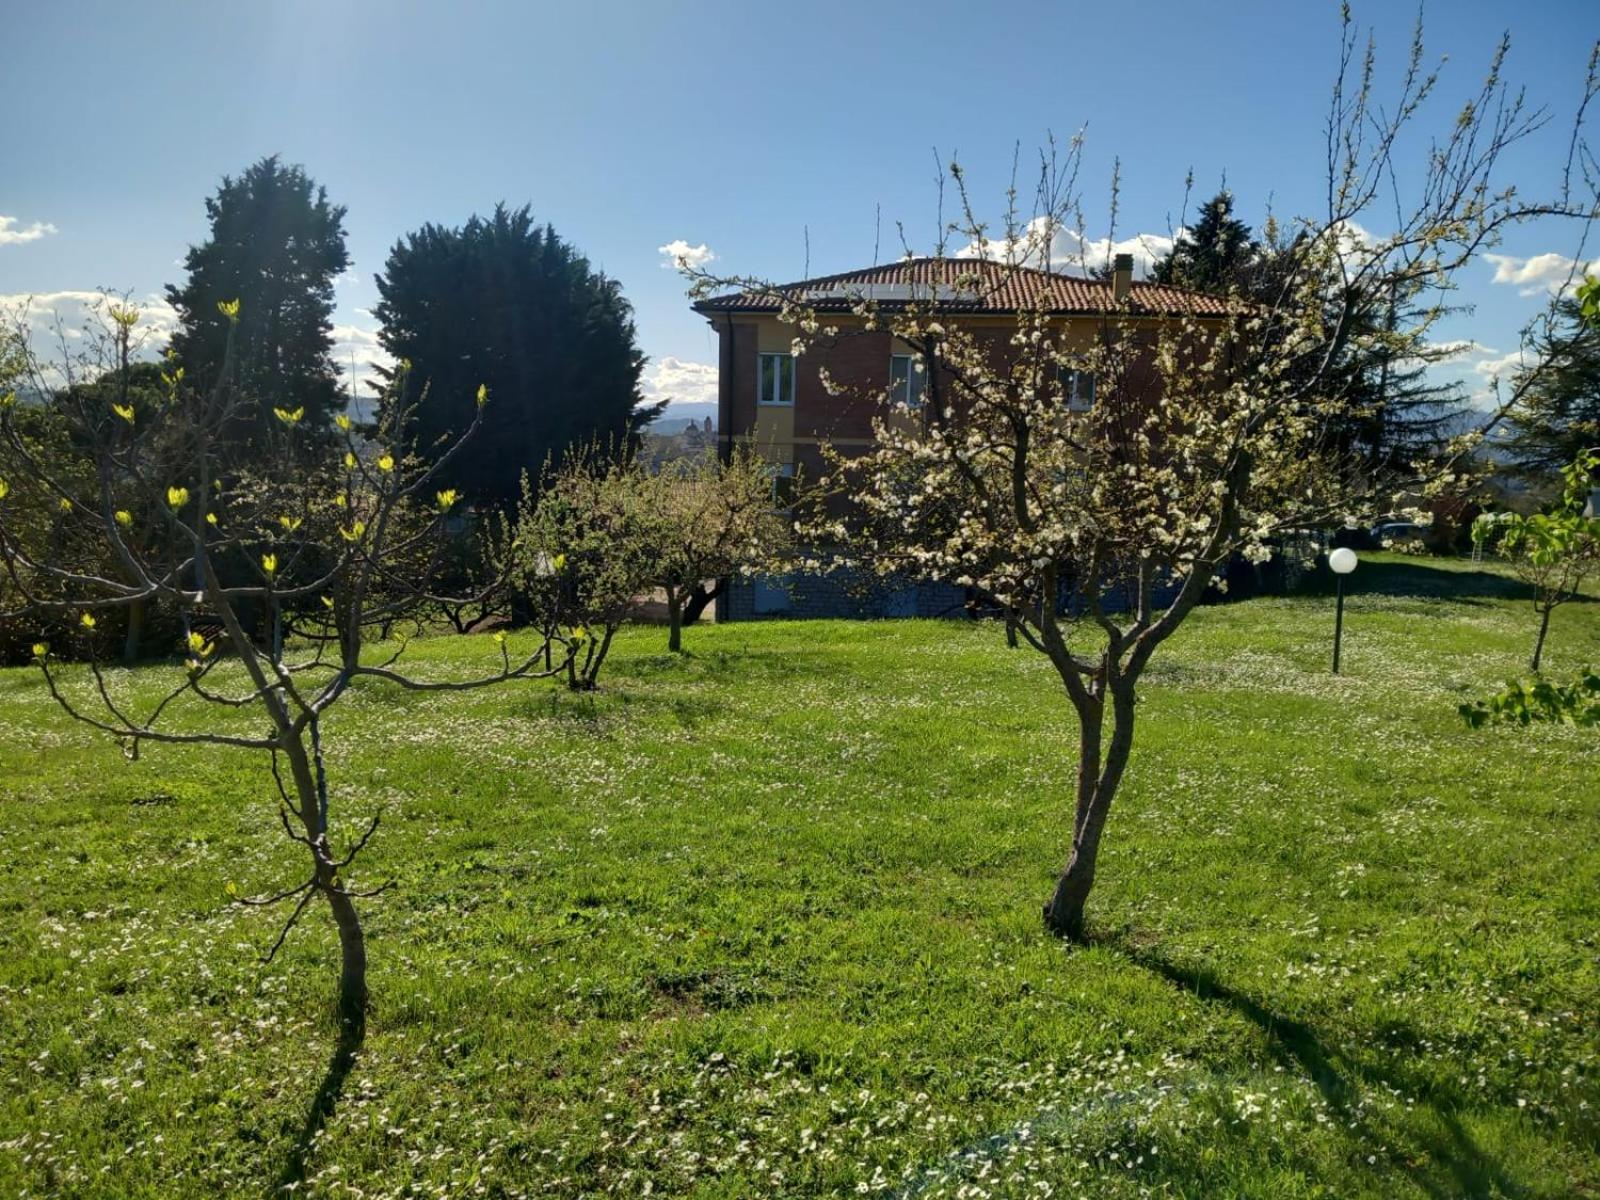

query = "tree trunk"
(1531, 603), (1553, 673)
(323, 882), (368, 1022)
(121, 597), (145, 663)
(1042, 832), (1102, 940)
(1042, 679), (1137, 940)
(682, 579), (724, 626)
(667, 587), (683, 653)
(444, 604), (467, 635)
(282, 717), (369, 1025)
(582, 626), (617, 688)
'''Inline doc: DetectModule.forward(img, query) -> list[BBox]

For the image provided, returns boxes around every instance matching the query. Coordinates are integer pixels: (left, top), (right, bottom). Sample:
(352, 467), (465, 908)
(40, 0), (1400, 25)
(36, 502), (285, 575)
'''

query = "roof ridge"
(778, 255), (1207, 293)
(694, 257), (1232, 316)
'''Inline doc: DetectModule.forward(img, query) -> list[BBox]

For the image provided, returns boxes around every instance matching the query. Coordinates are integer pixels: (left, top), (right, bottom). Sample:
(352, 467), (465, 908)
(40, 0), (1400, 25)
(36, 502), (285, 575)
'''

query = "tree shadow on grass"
(277, 1011), (365, 1190)
(1305, 559), (1557, 606)
(639, 645), (826, 685)
(1098, 936), (1534, 1199)
(509, 685), (608, 724)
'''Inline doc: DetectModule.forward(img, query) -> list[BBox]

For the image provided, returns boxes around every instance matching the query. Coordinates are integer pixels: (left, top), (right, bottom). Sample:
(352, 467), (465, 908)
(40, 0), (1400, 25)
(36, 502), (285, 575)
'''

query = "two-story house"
(692, 254), (1229, 619)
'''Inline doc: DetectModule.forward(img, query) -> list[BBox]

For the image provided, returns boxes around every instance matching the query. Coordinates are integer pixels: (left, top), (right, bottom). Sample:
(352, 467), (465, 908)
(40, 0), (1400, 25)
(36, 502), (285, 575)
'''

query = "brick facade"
(695, 258), (1224, 621)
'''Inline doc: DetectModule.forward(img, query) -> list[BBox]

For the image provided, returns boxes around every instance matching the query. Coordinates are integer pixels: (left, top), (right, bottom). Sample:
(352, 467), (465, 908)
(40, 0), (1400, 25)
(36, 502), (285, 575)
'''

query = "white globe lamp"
(1328, 547), (1358, 672)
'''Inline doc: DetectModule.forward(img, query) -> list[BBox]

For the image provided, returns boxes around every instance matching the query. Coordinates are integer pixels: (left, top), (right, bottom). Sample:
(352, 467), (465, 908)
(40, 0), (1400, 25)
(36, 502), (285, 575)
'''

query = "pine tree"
(165, 157), (350, 453)
(1248, 229), (1467, 472)
(1152, 192), (1260, 299)
(1152, 190), (1258, 294)
(372, 205), (657, 507)
(1341, 284), (1470, 471)
(1508, 299), (1600, 476)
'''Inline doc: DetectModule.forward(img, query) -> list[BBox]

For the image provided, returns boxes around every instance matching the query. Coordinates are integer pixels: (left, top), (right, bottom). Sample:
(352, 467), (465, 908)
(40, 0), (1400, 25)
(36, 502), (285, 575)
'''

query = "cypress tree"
(165, 156), (351, 453)
(372, 205), (657, 507)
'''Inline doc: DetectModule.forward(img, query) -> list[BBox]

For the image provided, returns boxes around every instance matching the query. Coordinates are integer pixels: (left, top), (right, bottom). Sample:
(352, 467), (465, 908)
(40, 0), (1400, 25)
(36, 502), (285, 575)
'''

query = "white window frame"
(757, 352), (795, 406)
(889, 352), (926, 409)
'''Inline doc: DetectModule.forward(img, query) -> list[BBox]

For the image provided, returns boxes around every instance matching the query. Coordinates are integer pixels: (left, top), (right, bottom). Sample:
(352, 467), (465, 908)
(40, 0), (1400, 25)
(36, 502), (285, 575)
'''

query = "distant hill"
(645, 402), (717, 435)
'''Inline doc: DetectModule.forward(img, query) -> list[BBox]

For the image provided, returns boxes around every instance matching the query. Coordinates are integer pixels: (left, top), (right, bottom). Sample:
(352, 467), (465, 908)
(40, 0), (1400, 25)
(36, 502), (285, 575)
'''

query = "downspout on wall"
(716, 312), (735, 464)
(714, 312), (736, 622)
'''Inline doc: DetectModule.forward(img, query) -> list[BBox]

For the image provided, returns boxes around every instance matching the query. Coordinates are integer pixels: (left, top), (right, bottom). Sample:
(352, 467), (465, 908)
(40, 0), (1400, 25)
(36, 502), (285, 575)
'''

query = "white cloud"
(1484, 251), (1600, 297)
(1429, 339), (1495, 360)
(641, 356), (717, 408)
(956, 216), (1174, 278)
(1472, 349), (1528, 382)
(1327, 219), (1388, 270)
(1416, 339), (1516, 383)
(0, 216), (58, 247)
(658, 240), (716, 271)
(329, 320), (392, 396)
(0, 291), (178, 377)
(1, 290), (388, 399)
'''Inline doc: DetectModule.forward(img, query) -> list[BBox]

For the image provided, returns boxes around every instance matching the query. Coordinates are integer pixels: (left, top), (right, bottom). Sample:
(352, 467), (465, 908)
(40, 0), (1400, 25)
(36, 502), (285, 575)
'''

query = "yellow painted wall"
(751, 404), (796, 464)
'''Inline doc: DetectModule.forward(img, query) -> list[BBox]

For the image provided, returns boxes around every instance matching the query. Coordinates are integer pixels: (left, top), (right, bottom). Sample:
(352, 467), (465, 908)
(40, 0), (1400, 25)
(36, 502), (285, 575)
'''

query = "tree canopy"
(373, 205), (657, 507)
(1508, 298), (1600, 476)
(1152, 190), (1258, 293)
(165, 156), (351, 452)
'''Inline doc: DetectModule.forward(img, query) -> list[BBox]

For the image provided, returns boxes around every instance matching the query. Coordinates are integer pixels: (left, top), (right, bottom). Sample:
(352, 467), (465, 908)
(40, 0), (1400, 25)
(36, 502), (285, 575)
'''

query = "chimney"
(1112, 253), (1133, 304)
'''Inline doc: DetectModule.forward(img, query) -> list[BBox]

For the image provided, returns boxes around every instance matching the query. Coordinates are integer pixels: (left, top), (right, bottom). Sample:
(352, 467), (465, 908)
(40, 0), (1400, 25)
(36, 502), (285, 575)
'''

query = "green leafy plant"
(1472, 447), (1600, 671)
(514, 445), (659, 690)
(648, 443), (791, 652)
(1577, 273), (1600, 327)
(1459, 669), (1600, 727)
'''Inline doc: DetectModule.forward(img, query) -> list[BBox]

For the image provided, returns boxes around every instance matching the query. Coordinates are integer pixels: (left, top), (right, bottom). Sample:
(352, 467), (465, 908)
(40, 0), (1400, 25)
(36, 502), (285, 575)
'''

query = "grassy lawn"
(1, 555), (1597, 1198)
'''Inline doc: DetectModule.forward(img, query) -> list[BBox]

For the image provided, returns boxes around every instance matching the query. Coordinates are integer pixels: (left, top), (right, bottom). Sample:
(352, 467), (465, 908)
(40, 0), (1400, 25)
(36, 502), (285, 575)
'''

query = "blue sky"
(3, 0), (1596, 411)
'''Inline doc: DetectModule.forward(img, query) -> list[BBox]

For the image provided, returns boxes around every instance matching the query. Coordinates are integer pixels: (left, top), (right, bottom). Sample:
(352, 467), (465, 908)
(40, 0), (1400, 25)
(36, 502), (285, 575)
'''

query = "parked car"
(1372, 520), (1424, 543)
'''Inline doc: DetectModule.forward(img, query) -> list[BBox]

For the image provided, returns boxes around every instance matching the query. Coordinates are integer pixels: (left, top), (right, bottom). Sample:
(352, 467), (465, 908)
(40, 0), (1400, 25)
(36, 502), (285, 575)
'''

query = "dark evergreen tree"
(1243, 227), (1466, 472)
(165, 156), (350, 452)
(1508, 299), (1600, 476)
(372, 205), (656, 507)
(1338, 285), (1470, 471)
(1153, 190), (1258, 294)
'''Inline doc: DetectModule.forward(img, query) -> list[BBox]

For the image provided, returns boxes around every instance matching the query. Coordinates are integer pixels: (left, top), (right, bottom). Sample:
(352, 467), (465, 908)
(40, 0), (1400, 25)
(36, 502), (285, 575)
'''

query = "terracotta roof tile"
(693, 257), (1232, 317)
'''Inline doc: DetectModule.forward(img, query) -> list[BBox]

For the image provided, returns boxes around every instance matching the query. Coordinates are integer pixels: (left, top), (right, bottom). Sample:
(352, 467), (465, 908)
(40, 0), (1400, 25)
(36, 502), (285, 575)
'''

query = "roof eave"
(693, 299), (1230, 319)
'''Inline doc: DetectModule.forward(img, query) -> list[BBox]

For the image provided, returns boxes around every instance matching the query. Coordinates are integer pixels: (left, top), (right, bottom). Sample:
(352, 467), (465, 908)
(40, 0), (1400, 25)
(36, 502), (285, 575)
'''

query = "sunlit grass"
(1, 555), (1597, 1197)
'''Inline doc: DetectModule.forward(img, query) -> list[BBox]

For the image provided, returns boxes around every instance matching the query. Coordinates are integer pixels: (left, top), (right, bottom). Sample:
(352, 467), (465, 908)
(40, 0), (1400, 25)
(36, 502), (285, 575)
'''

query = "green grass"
(1, 555), (1598, 1198)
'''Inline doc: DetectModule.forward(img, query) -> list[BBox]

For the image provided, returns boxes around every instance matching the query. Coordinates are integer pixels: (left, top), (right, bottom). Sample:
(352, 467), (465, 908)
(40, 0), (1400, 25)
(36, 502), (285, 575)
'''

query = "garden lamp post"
(1329, 547), (1358, 673)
